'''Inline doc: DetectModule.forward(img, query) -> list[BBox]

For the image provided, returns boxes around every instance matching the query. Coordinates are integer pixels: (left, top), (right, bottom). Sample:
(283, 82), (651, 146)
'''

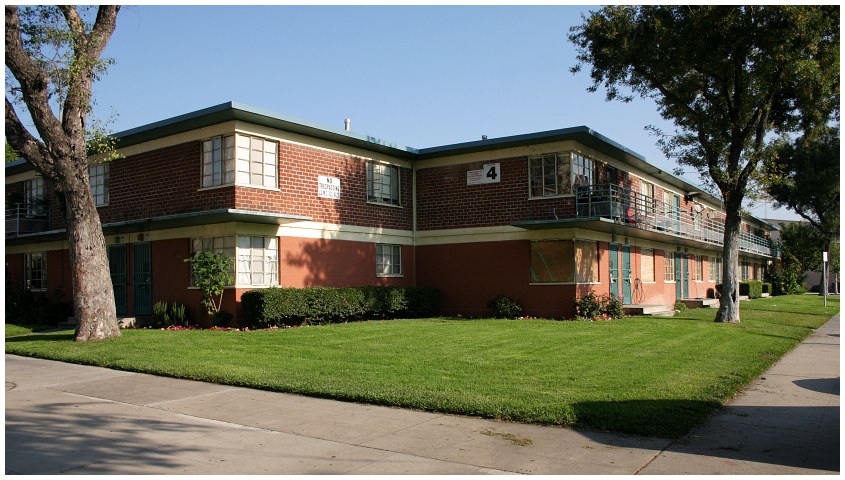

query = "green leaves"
(184, 250), (233, 316)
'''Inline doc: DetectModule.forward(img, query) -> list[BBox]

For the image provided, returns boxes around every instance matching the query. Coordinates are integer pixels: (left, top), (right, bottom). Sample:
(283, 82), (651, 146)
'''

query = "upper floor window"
(23, 177), (45, 214)
(367, 161), (400, 206)
(25, 252), (47, 291)
(529, 152), (595, 198)
(639, 179), (655, 213)
(89, 163), (109, 206)
(202, 134), (277, 189)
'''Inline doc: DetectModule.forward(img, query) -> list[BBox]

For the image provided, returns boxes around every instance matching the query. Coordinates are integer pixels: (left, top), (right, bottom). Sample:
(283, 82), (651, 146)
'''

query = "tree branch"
(5, 5), (68, 153)
(5, 97), (55, 179)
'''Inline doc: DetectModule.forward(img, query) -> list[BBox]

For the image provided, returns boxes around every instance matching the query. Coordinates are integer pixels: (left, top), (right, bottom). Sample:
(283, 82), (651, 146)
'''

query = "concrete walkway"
(5, 314), (839, 475)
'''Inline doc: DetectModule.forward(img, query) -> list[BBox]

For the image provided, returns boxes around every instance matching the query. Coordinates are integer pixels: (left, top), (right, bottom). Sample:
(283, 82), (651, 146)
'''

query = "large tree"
(5, 5), (121, 341)
(766, 128), (840, 257)
(570, 6), (839, 322)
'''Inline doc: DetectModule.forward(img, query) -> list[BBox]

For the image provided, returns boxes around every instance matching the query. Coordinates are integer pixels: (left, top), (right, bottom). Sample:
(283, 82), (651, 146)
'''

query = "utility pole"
(822, 251), (828, 307)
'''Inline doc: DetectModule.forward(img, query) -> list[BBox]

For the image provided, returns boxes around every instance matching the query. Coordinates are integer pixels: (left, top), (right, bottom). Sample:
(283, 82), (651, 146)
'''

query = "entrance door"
(683, 254), (691, 299)
(674, 252), (683, 299)
(609, 243), (620, 300)
(108, 244), (127, 315)
(621, 245), (632, 304)
(133, 243), (152, 316)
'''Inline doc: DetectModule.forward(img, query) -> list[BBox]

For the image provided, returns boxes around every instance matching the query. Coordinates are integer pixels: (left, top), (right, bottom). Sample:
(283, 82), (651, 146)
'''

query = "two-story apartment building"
(5, 102), (776, 323)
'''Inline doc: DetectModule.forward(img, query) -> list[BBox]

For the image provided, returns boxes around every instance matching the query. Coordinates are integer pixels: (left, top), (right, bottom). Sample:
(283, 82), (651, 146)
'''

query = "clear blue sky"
(88, 5), (797, 220)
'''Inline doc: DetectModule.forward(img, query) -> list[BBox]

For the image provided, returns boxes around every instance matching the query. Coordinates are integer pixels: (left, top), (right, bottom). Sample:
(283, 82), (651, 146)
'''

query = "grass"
(5, 323), (53, 337)
(5, 295), (838, 438)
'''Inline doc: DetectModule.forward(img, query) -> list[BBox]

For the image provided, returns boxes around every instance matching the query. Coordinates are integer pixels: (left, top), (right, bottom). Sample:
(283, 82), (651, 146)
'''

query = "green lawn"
(5, 295), (838, 438)
(5, 323), (53, 337)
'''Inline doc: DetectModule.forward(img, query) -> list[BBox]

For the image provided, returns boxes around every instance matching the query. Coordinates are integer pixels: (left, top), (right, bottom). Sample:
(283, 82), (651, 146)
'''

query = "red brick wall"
(280, 236), (414, 288)
(416, 156), (578, 230)
(236, 141), (412, 230)
(416, 240), (579, 318)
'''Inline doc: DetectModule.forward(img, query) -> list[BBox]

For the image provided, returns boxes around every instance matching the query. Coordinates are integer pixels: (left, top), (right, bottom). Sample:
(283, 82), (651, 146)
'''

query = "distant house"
(6, 102), (777, 324)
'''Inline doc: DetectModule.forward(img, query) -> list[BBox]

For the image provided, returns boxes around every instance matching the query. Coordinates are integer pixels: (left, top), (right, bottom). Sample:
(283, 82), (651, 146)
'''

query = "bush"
(575, 292), (623, 320)
(762, 282), (772, 295)
(6, 288), (71, 325)
(673, 300), (688, 311)
(241, 286), (441, 327)
(766, 258), (806, 295)
(152, 301), (190, 327)
(739, 280), (763, 299)
(487, 294), (524, 319)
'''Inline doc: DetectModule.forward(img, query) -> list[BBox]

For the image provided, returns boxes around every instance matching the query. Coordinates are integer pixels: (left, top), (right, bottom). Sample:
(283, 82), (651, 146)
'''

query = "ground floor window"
(191, 235), (279, 286)
(694, 255), (704, 281)
(709, 256), (722, 282)
(530, 240), (598, 284)
(664, 252), (675, 282)
(741, 260), (749, 281)
(376, 244), (402, 276)
(237, 236), (279, 285)
(24, 252), (47, 291)
(640, 248), (655, 282)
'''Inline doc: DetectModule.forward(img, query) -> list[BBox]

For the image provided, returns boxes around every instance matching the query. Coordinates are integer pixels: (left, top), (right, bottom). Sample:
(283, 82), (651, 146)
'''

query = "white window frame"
(237, 236), (279, 286)
(664, 252), (676, 282)
(190, 236), (236, 286)
(367, 161), (400, 206)
(202, 134), (278, 189)
(89, 163), (109, 206)
(25, 252), (47, 291)
(376, 243), (402, 276)
(528, 151), (595, 198)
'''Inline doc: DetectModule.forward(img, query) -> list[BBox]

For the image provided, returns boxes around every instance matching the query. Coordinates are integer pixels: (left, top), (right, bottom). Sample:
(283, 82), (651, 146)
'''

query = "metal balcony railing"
(6, 203), (51, 237)
(575, 184), (774, 257)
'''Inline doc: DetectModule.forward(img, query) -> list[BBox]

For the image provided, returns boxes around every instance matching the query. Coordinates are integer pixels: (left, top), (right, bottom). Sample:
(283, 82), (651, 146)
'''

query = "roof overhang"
(114, 102), (419, 160)
(5, 209), (311, 246)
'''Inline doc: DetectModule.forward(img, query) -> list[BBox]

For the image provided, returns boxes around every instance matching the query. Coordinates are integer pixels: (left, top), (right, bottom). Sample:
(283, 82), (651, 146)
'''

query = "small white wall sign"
(467, 163), (501, 186)
(318, 175), (341, 199)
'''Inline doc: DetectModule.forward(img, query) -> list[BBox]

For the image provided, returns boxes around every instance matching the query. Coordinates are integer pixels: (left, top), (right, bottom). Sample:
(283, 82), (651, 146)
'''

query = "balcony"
(573, 184), (775, 257)
(6, 203), (51, 238)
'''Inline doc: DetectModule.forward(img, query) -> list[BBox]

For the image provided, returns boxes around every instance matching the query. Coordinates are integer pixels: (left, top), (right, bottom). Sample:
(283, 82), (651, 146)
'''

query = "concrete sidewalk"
(5, 314), (839, 475)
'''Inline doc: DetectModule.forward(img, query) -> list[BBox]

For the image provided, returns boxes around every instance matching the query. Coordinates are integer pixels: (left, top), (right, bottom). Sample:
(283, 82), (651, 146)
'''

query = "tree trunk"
(61, 168), (120, 341)
(715, 197), (743, 323)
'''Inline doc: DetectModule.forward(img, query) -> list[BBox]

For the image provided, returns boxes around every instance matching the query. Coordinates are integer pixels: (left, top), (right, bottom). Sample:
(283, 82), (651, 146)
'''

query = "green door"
(621, 245), (632, 304)
(674, 252), (683, 299)
(108, 244), (127, 315)
(609, 243), (619, 298)
(683, 254), (691, 299)
(133, 243), (152, 316)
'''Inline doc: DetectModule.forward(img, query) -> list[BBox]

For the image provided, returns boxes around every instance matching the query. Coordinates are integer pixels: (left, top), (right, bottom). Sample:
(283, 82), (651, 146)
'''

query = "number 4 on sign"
(482, 163), (501, 184)
(486, 165), (498, 180)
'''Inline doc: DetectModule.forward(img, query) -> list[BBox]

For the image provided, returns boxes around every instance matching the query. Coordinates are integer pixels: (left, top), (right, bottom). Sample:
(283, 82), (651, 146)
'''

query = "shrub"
(184, 251), (233, 317)
(241, 286), (441, 327)
(766, 257), (806, 295)
(739, 280), (763, 299)
(762, 282), (772, 295)
(151, 301), (190, 327)
(6, 288), (71, 325)
(673, 300), (688, 311)
(153, 301), (170, 326)
(575, 292), (623, 320)
(487, 294), (524, 319)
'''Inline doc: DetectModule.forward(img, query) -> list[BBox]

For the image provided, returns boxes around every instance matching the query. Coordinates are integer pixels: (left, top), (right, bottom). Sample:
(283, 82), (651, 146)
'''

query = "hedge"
(714, 281), (765, 299)
(241, 286), (441, 327)
(739, 280), (764, 299)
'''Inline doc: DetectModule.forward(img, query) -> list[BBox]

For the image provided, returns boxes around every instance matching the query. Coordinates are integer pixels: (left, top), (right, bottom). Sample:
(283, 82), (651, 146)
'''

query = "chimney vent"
(344, 119), (351, 131)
